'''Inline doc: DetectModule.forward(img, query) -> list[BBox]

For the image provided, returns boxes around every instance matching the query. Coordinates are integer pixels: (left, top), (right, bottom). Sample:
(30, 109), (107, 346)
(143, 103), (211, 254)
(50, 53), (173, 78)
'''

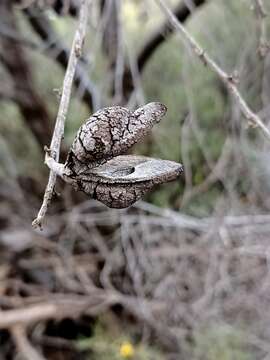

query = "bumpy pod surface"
(74, 155), (183, 208)
(47, 102), (184, 208)
(64, 102), (167, 176)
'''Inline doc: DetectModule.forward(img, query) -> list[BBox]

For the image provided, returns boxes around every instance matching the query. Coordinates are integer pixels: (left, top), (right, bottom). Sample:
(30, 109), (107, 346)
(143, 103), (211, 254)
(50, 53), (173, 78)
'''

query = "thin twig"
(0, 298), (109, 330)
(253, 0), (269, 57)
(122, 0), (207, 100)
(32, 0), (89, 229)
(155, 0), (270, 141)
(11, 325), (46, 360)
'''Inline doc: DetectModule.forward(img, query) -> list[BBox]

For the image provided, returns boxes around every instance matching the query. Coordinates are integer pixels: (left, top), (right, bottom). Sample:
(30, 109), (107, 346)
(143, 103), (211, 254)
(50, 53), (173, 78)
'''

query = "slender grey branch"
(11, 325), (46, 360)
(136, 0), (207, 73)
(254, 0), (267, 18)
(253, 0), (269, 57)
(156, 0), (270, 141)
(32, 0), (90, 229)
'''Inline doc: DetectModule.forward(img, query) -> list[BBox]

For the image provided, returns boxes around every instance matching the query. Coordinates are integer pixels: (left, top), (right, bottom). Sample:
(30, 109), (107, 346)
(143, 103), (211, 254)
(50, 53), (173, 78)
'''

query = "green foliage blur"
(77, 321), (252, 360)
(1, 2), (269, 358)
(77, 321), (164, 360)
(193, 325), (252, 360)
(0, 0), (269, 213)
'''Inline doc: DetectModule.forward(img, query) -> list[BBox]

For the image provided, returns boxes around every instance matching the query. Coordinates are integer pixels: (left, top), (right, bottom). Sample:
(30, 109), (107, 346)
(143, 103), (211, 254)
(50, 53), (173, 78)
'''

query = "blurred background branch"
(1, 0), (270, 359)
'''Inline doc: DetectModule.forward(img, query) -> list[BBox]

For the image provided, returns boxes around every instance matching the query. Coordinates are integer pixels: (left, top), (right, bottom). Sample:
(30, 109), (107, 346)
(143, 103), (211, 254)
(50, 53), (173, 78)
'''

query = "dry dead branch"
(156, 0), (270, 140)
(32, 0), (90, 228)
(11, 325), (46, 360)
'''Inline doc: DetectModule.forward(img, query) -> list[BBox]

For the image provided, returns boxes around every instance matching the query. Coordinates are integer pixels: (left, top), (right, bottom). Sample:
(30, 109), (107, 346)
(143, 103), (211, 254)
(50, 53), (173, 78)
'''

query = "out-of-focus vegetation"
(2, 0), (268, 212)
(1, 0), (270, 359)
(78, 322), (164, 360)
(193, 325), (252, 360)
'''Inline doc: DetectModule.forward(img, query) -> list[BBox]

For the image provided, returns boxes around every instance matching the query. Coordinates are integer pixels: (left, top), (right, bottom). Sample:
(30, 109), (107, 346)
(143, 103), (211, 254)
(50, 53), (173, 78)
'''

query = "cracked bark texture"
(46, 102), (183, 209)
(75, 155), (183, 208)
(64, 102), (167, 176)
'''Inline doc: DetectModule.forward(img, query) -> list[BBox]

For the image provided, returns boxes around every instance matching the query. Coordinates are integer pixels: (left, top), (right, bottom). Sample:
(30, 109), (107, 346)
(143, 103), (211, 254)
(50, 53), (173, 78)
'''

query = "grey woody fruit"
(64, 102), (167, 176)
(46, 102), (183, 208)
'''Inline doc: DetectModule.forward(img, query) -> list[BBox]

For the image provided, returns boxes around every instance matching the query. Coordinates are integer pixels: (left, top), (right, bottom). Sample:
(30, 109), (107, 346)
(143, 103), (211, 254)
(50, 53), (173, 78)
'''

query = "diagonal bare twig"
(32, 0), (90, 229)
(137, 0), (207, 73)
(155, 0), (270, 141)
(122, 0), (207, 101)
